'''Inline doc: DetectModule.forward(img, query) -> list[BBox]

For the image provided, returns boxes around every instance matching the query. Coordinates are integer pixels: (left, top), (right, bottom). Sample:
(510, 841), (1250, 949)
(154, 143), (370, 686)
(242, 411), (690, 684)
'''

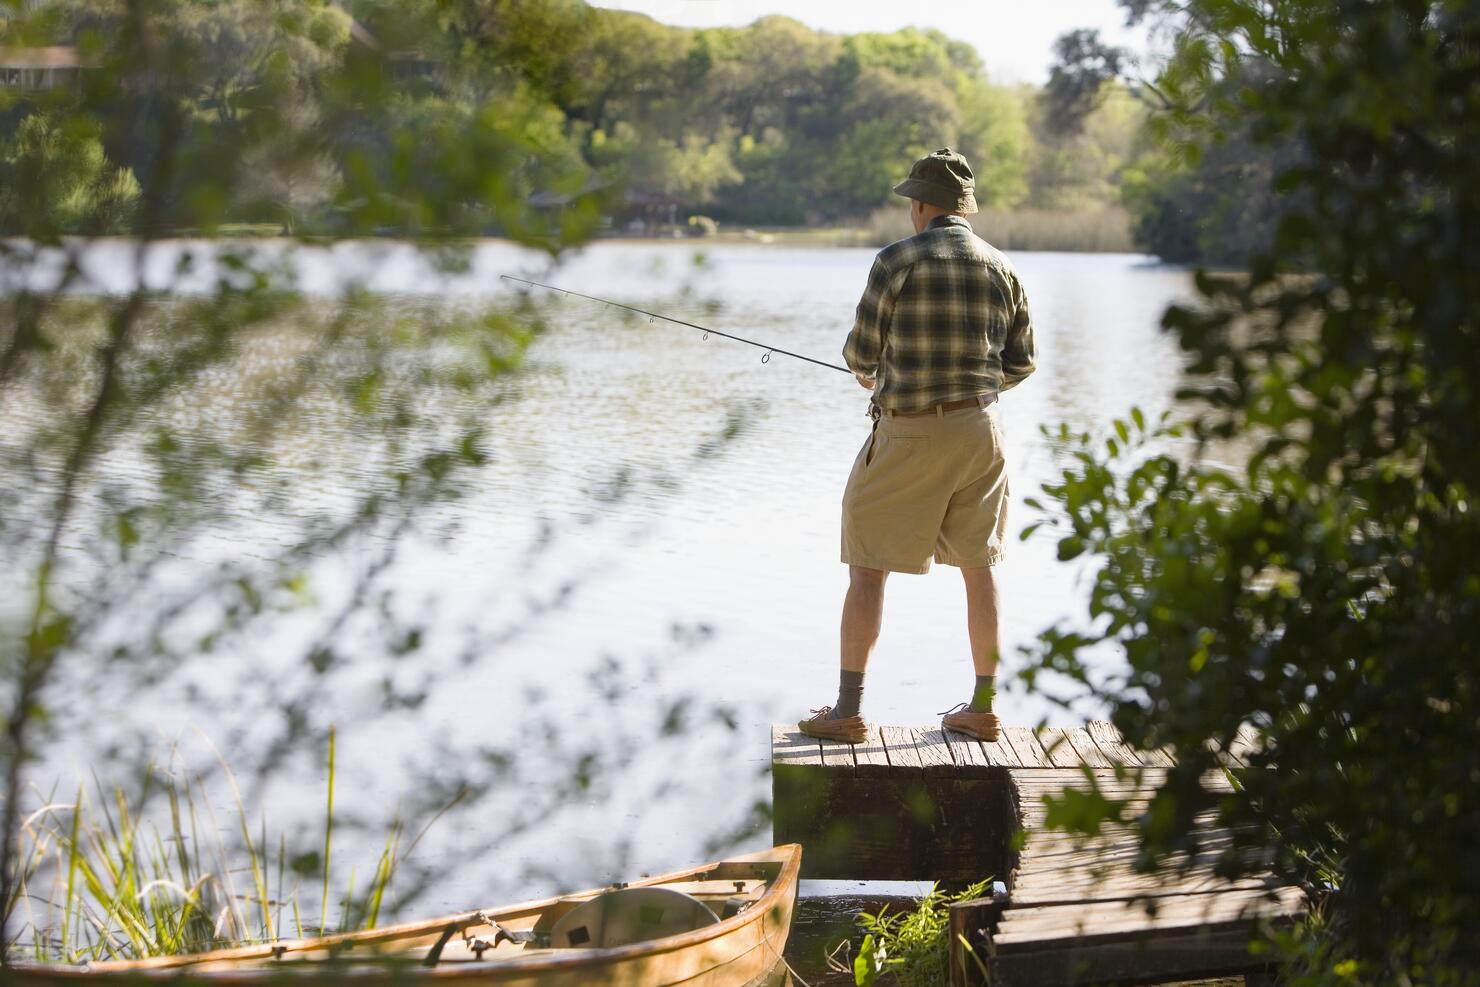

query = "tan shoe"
(941, 703), (1000, 742)
(798, 707), (868, 744)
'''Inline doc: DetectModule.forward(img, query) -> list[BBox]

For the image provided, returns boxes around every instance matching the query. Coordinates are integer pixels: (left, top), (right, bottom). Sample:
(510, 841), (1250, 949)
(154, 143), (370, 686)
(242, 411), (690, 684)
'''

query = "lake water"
(6, 238), (1195, 927)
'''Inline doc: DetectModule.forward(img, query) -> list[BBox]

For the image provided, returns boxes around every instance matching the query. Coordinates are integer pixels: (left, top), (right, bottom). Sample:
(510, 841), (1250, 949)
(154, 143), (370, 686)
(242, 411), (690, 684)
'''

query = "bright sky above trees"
(590, 0), (1149, 83)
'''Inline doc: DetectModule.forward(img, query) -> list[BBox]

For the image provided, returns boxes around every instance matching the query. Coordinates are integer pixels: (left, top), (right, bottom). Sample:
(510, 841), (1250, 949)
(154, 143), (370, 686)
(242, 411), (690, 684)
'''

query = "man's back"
(844, 214), (1035, 413)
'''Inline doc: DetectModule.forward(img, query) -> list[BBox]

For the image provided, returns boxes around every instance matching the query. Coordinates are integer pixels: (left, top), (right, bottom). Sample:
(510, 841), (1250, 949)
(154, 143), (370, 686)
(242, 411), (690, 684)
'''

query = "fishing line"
(501, 274), (852, 374)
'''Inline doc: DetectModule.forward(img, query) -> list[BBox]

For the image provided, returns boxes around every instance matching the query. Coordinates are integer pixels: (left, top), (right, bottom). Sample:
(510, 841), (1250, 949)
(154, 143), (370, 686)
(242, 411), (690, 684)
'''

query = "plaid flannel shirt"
(843, 215), (1036, 413)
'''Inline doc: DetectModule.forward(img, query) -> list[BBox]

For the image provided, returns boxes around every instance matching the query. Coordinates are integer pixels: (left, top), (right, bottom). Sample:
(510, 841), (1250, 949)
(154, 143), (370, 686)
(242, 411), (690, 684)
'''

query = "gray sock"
(827, 670), (865, 719)
(970, 675), (996, 714)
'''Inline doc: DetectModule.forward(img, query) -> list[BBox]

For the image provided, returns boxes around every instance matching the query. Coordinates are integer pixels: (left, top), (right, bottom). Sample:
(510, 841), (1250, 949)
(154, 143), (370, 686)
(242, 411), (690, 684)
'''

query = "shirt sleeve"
(999, 273), (1036, 391)
(843, 254), (894, 379)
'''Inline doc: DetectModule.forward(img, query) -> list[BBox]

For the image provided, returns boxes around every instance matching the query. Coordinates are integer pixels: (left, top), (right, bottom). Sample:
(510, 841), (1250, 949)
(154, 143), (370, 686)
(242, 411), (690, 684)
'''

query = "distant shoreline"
(42, 205), (1133, 255)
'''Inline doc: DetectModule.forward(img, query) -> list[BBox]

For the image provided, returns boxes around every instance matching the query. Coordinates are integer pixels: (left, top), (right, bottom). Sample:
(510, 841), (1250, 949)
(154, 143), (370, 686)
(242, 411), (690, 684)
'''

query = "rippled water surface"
(9, 238), (1195, 917)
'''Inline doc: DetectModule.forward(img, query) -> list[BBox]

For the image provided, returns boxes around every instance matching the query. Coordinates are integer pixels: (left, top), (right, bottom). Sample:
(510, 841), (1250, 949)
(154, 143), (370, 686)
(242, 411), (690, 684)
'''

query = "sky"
(590, 0), (1149, 85)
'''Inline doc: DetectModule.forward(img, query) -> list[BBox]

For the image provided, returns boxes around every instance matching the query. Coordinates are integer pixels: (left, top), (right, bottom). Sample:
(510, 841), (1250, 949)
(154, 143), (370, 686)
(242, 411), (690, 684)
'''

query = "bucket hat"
(891, 147), (978, 214)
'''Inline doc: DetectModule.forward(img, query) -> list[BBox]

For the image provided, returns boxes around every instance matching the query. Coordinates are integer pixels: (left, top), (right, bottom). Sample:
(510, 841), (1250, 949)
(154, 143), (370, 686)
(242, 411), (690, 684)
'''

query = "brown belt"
(881, 394), (997, 418)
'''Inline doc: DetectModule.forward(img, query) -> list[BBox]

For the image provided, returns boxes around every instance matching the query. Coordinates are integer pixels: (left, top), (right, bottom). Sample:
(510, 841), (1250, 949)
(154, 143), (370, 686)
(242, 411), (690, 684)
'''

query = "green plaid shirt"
(843, 215), (1036, 412)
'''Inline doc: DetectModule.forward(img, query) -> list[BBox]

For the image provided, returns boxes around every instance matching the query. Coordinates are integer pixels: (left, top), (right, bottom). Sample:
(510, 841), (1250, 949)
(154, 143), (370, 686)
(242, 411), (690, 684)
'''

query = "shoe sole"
(942, 721), (1000, 743)
(798, 723), (868, 745)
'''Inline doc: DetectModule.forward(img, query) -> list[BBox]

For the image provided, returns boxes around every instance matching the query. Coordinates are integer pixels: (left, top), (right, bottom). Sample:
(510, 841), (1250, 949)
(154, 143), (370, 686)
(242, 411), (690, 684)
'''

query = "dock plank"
(914, 727), (958, 775)
(851, 726), (893, 775)
(940, 728), (993, 773)
(771, 726), (821, 767)
(1011, 868), (1282, 904)
(879, 725), (923, 770)
(1003, 726), (1052, 768)
(1086, 720), (1148, 767)
(994, 885), (1306, 946)
(979, 731), (1022, 767)
(1137, 741), (1178, 768)
(1034, 726), (1084, 768)
(818, 736), (855, 771)
(1064, 726), (1113, 767)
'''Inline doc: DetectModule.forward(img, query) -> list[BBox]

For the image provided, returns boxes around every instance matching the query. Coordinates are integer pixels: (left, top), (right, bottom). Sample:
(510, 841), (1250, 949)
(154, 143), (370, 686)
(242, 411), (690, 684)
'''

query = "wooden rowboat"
(15, 844), (802, 986)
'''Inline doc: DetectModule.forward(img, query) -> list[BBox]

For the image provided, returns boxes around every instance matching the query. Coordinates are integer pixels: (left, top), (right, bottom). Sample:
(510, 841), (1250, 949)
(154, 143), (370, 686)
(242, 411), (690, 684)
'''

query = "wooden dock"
(772, 721), (1304, 986)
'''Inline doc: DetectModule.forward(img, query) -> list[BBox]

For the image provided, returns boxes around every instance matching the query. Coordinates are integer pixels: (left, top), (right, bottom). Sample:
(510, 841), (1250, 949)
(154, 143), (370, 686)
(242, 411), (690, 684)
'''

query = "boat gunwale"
(23, 844), (802, 981)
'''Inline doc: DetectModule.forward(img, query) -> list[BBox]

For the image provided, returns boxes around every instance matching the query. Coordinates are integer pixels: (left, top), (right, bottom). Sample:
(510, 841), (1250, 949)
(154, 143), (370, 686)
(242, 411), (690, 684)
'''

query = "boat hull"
(11, 845), (801, 986)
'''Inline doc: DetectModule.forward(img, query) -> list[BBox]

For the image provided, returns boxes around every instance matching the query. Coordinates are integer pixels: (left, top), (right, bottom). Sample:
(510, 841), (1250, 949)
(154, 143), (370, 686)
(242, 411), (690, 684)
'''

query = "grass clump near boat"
(4, 727), (407, 965)
(849, 880), (991, 987)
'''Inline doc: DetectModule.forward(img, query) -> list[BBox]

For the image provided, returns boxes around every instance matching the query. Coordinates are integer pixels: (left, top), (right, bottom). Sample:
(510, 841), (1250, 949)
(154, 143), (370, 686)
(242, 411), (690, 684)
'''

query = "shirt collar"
(927, 214), (972, 232)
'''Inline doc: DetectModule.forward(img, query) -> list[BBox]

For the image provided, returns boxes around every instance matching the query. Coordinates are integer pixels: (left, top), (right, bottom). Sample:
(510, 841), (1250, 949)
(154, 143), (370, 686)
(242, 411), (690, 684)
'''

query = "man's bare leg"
(946, 566), (1001, 737)
(961, 565), (1000, 677)
(800, 566), (887, 739)
(841, 565), (889, 673)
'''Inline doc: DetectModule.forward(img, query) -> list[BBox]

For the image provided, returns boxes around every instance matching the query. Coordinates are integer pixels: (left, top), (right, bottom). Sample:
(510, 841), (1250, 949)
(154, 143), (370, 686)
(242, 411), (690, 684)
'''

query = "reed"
(4, 733), (403, 965)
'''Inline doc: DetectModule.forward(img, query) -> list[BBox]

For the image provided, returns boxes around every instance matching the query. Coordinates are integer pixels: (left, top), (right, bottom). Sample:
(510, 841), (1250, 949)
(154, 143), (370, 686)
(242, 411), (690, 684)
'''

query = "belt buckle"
(868, 402), (882, 422)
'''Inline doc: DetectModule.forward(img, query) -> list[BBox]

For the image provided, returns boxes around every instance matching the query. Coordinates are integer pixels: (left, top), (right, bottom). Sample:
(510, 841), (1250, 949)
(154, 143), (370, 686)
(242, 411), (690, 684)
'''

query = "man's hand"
(855, 374), (876, 391)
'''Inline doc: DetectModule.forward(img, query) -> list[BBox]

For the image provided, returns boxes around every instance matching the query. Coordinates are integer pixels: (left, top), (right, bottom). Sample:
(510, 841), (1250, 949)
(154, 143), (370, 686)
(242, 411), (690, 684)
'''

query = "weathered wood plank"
(915, 727), (958, 776)
(1086, 720), (1148, 767)
(994, 885), (1306, 945)
(879, 725), (923, 770)
(818, 736), (855, 771)
(1033, 726), (1084, 768)
(1063, 726), (1114, 768)
(851, 725), (893, 775)
(1003, 726), (1053, 768)
(1137, 741), (1178, 768)
(941, 727), (994, 773)
(1214, 735), (1248, 769)
(771, 725), (821, 767)
(1010, 767), (1166, 792)
(979, 730), (1022, 767)
(1013, 822), (1241, 858)
(1011, 869), (1284, 904)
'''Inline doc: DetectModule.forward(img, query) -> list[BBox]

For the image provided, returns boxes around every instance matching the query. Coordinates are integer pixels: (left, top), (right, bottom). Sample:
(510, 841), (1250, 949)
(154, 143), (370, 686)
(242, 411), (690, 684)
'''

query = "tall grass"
(850, 881), (991, 987)
(4, 732), (404, 965)
(863, 204), (1137, 253)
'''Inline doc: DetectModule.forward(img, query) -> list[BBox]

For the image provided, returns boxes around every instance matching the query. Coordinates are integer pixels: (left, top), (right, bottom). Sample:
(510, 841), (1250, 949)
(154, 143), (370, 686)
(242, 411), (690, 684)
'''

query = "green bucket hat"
(892, 147), (978, 214)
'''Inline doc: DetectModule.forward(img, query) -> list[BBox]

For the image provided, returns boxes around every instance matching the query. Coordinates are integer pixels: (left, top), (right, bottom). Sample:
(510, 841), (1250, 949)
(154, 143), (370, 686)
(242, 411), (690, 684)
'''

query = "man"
(799, 148), (1037, 745)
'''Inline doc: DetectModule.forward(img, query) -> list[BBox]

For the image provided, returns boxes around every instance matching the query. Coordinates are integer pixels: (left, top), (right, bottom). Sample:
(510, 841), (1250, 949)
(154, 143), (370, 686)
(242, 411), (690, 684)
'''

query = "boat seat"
(549, 887), (719, 949)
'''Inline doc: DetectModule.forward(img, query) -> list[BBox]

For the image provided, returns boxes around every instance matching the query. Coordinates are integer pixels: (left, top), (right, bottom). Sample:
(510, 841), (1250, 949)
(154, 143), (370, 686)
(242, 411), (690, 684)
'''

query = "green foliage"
(1119, 87), (1301, 264)
(352, 1), (1115, 226)
(0, 0), (587, 954)
(3, 0), (1145, 233)
(852, 881), (990, 987)
(0, 114), (139, 235)
(1028, 1), (1480, 981)
(1030, 84), (1146, 212)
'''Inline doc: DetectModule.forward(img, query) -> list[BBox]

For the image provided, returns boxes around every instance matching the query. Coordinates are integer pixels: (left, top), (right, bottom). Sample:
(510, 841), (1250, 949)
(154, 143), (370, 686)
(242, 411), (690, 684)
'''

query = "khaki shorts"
(841, 404), (1009, 574)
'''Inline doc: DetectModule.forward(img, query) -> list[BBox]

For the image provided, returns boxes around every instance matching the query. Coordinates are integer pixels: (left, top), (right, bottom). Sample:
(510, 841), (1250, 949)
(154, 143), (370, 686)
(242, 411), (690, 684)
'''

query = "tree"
(1025, 1), (1480, 982)
(0, 114), (140, 234)
(824, 67), (961, 218)
(0, 0), (598, 955)
(1043, 29), (1125, 135)
(955, 81), (1032, 209)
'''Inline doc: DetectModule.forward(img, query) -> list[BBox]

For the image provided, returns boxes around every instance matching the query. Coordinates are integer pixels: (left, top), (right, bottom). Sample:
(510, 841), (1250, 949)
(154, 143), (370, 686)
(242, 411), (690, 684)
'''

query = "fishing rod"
(500, 274), (852, 375)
